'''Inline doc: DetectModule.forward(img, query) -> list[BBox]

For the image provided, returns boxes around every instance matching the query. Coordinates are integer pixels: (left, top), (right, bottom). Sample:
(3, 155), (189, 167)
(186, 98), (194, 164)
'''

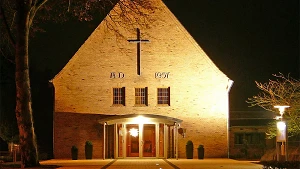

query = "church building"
(52, 0), (233, 159)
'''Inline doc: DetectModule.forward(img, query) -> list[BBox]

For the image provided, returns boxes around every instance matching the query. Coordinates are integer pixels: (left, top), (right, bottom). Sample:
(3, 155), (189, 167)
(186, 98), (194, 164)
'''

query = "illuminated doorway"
(126, 124), (140, 157)
(100, 114), (182, 159)
(125, 124), (156, 158)
(142, 124), (155, 157)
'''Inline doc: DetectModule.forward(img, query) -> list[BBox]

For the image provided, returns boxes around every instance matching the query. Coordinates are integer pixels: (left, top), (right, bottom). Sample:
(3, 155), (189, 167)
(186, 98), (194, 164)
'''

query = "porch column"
(173, 122), (179, 160)
(176, 123), (179, 160)
(173, 124), (176, 158)
(164, 124), (168, 159)
(103, 122), (106, 160)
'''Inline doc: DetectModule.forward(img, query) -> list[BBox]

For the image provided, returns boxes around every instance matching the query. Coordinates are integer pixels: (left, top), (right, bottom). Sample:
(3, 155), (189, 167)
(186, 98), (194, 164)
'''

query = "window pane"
(113, 88), (125, 105)
(157, 88), (170, 105)
(234, 133), (243, 145)
(135, 88), (146, 105)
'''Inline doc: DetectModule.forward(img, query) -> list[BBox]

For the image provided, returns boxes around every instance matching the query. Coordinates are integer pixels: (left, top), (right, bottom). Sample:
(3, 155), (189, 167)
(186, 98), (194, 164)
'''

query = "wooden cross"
(128, 28), (150, 75)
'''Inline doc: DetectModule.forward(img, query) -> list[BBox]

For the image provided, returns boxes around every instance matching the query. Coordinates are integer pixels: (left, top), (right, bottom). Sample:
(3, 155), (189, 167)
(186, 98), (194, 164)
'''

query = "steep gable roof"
(53, 0), (228, 81)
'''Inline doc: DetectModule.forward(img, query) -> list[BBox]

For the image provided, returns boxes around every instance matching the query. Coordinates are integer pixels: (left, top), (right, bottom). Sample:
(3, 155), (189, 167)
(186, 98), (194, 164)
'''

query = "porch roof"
(98, 114), (183, 125)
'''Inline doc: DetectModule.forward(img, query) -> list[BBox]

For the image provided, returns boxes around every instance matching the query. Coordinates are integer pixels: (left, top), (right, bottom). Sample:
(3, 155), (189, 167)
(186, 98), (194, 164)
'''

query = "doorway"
(142, 124), (155, 157)
(125, 124), (156, 158)
(126, 124), (139, 157)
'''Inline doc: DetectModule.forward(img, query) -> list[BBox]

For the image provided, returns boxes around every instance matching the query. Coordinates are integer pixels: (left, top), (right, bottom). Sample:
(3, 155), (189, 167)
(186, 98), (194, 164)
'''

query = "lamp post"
(274, 105), (289, 161)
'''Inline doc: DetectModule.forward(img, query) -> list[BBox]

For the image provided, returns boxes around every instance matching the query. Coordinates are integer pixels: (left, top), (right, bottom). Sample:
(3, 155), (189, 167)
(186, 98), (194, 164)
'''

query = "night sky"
(30, 0), (299, 111)
(164, 0), (299, 111)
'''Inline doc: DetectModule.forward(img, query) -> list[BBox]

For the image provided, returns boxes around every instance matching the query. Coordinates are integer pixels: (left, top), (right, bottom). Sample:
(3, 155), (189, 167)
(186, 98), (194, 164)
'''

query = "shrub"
(71, 146), (78, 160)
(260, 161), (300, 169)
(85, 141), (93, 159)
(85, 140), (93, 146)
(186, 140), (193, 159)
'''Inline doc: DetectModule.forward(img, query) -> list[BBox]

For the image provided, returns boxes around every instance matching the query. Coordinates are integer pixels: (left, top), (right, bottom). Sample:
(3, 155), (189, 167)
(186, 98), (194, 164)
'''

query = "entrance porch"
(99, 114), (182, 159)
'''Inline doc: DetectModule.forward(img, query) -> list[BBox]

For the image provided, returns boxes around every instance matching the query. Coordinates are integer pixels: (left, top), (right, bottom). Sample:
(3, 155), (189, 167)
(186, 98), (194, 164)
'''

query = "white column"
(176, 123), (179, 160)
(103, 122), (106, 160)
(164, 124), (168, 159)
(123, 124), (126, 158)
(114, 124), (117, 159)
(173, 124), (176, 158)
(139, 124), (143, 158)
(156, 123), (159, 158)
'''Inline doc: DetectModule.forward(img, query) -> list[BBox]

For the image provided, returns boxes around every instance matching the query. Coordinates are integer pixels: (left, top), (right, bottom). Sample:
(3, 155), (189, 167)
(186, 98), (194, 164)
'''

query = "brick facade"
(54, 112), (105, 159)
(229, 111), (276, 159)
(229, 126), (271, 159)
(53, 0), (232, 159)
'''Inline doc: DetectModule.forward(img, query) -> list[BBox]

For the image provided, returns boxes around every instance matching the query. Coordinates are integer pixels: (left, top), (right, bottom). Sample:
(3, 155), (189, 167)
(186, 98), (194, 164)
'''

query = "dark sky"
(165, 0), (299, 111)
(29, 0), (299, 111)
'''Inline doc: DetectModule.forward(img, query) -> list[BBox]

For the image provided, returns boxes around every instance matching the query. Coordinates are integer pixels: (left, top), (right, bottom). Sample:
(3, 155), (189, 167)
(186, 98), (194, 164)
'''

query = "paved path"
(166, 159), (262, 169)
(37, 158), (262, 169)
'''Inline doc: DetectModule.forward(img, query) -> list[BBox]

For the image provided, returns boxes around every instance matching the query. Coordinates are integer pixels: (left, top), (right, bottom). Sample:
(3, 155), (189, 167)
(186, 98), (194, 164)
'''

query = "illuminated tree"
(247, 73), (300, 138)
(0, 0), (155, 167)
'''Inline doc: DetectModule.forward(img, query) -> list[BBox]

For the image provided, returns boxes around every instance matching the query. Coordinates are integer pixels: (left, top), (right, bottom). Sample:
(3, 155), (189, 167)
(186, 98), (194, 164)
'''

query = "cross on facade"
(128, 28), (150, 75)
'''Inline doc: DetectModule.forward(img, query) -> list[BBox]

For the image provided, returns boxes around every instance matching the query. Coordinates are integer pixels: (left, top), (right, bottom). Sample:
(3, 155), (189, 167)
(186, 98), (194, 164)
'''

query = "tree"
(1, 0), (156, 167)
(247, 73), (300, 138)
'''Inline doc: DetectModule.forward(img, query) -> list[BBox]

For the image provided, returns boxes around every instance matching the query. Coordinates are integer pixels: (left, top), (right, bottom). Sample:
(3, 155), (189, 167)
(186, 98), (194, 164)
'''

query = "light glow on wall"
(131, 115), (151, 124)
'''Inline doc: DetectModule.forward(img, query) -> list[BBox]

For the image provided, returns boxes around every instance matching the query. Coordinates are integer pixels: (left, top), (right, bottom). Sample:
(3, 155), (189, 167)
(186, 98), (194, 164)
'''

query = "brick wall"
(229, 126), (271, 159)
(54, 112), (105, 159)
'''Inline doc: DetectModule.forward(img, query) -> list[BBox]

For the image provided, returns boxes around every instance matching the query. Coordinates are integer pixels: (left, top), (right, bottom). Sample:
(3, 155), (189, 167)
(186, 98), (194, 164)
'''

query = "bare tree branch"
(0, 4), (16, 48)
(247, 73), (300, 138)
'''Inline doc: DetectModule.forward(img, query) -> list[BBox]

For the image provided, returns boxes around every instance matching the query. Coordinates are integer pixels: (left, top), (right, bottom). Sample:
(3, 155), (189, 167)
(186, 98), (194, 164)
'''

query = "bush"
(85, 141), (93, 159)
(71, 146), (78, 160)
(186, 140), (193, 159)
(186, 140), (193, 145)
(85, 140), (93, 146)
(197, 145), (204, 159)
(260, 161), (300, 169)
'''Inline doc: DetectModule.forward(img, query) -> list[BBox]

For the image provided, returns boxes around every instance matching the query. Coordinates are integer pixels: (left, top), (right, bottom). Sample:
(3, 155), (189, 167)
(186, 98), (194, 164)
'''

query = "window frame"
(112, 87), (125, 106)
(234, 133), (244, 145)
(135, 87), (148, 106)
(157, 87), (170, 106)
(234, 132), (266, 145)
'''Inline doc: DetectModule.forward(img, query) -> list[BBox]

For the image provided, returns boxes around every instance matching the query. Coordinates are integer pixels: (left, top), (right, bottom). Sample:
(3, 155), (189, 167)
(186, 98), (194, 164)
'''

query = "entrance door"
(126, 124), (156, 157)
(126, 124), (139, 157)
(143, 124), (156, 157)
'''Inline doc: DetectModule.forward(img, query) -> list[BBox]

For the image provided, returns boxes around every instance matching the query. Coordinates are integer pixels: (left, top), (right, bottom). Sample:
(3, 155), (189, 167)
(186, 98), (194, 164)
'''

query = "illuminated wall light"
(129, 128), (139, 137)
(131, 115), (151, 124)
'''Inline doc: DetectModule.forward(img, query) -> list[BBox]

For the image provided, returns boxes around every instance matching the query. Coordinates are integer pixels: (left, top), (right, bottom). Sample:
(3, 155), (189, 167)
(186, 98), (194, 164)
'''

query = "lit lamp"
(129, 128), (139, 137)
(274, 105), (289, 161)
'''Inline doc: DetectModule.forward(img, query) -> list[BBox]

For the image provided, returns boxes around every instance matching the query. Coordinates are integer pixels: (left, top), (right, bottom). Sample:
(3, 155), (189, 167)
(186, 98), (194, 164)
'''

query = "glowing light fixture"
(129, 128), (139, 137)
(131, 115), (151, 124)
(274, 105), (289, 162)
(274, 105), (290, 117)
(277, 121), (286, 131)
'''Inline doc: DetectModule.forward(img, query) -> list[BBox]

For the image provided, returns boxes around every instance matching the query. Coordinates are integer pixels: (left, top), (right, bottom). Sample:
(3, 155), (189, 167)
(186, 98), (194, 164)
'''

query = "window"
(157, 87), (170, 105)
(113, 87), (125, 105)
(135, 87), (148, 106)
(234, 132), (265, 145)
(249, 133), (265, 144)
(234, 133), (243, 145)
